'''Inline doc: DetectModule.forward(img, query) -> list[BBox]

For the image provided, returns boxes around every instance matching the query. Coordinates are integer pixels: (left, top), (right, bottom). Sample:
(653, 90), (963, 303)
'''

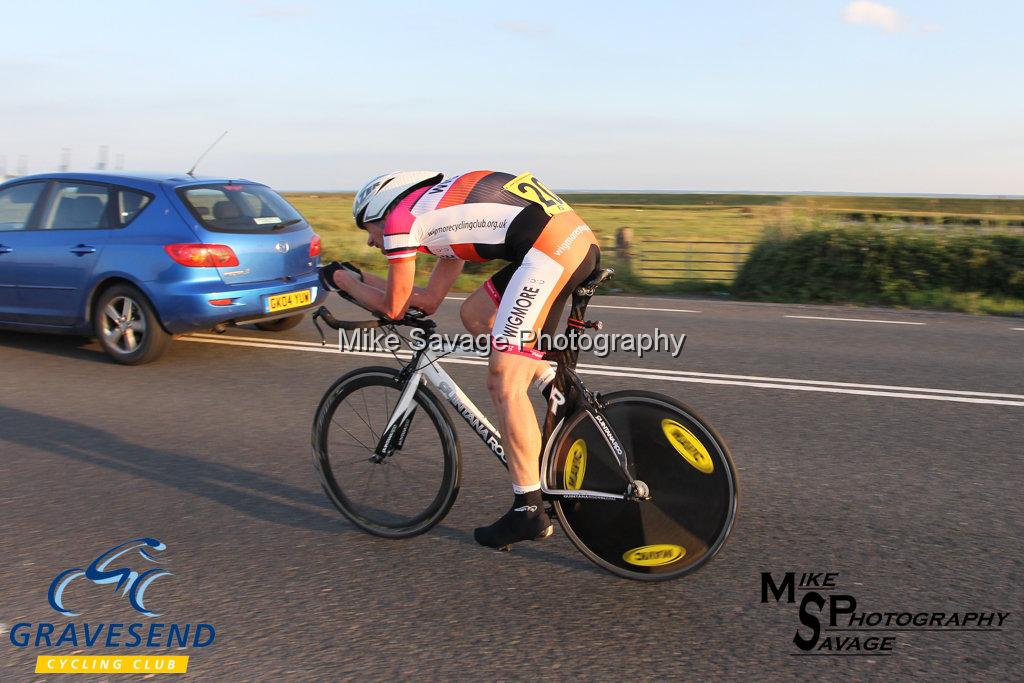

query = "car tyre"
(255, 314), (304, 332)
(93, 284), (172, 365)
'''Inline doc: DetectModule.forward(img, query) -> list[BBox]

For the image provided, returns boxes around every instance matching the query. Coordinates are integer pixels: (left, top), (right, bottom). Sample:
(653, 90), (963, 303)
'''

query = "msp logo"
(760, 571), (1010, 657)
(9, 537), (215, 676)
(48, 538), (171, 617)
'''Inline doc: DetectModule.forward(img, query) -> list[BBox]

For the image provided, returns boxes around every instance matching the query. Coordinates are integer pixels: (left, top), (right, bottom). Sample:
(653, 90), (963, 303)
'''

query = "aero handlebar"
(310, 290), (436, 345)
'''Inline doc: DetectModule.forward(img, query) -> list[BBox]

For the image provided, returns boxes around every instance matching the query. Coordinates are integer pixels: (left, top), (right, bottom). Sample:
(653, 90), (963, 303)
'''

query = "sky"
(1, 1), (1021, 194)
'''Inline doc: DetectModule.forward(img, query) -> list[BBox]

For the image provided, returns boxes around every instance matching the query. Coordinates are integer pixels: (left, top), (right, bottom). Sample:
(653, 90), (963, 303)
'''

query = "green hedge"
(732, 227), (1024, 304)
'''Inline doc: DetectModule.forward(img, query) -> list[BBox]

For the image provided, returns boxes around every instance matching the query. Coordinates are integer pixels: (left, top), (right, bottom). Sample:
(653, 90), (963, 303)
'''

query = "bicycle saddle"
(574, 268), (615, 298)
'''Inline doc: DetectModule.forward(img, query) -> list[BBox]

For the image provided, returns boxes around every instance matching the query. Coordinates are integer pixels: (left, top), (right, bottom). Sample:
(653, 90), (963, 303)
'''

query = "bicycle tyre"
(549, 390), (738, 581)
(312, 366), (462, 538)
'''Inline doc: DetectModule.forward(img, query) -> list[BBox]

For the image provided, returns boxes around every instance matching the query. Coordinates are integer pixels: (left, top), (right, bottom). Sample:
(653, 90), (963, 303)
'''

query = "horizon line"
(280, 188), (1024, 200)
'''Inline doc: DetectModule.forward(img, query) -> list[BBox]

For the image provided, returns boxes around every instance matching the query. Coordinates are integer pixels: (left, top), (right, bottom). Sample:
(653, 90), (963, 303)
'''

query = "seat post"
(558, 267), (613, 371)
(557, 293), (589, 372)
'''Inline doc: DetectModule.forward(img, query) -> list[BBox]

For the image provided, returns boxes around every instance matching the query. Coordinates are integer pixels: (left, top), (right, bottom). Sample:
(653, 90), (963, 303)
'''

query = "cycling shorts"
(484, 211), (600, 359)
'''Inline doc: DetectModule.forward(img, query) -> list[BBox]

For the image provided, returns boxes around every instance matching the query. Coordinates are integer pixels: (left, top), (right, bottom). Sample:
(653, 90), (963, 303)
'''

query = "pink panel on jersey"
(384, 185), (430, 237)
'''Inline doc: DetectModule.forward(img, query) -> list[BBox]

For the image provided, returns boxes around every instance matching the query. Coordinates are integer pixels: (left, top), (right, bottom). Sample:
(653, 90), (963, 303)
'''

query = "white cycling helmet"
(352, 171), (443, 228)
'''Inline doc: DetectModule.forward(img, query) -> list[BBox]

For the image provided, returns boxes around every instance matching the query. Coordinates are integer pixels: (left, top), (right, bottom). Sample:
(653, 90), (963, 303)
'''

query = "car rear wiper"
(270, 218), (302, 231)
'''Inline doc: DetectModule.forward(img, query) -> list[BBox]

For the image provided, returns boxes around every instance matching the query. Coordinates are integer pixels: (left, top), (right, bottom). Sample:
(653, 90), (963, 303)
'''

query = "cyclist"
(320, 170), (599, 549)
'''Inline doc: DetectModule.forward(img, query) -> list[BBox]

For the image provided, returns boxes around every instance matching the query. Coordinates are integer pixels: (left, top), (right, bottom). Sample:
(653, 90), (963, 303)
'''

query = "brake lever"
(311, 308), (327, 346)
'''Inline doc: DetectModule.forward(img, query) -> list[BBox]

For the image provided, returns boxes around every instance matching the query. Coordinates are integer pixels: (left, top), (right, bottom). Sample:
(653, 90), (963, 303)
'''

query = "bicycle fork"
(371, 364), (425, 460)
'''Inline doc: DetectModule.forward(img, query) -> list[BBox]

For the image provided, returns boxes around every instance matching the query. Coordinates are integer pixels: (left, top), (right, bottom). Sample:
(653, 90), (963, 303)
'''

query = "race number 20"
(503, 172), (572, 216)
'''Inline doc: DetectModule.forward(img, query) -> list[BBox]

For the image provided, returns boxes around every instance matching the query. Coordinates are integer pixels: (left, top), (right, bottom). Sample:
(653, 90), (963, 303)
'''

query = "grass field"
(563, 192), (1024, 217)
(284, 191), (1024, 315)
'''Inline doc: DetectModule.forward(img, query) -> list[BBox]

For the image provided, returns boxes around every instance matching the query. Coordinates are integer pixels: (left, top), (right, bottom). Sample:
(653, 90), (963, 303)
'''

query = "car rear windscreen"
(179, 184), (305, 233)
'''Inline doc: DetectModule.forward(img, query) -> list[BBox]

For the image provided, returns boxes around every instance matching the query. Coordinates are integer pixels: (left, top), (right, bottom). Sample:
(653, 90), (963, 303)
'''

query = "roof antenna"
(186, 130), (228, 177)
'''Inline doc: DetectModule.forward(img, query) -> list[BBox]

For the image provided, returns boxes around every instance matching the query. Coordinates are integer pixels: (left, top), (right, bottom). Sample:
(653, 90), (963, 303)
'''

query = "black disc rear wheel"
(549, 391), (738, 581)
(312, 367), (461, 538)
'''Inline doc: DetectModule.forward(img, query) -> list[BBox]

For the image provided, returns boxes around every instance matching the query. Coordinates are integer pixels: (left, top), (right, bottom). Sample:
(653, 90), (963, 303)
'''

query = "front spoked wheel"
(312, 366), (461, 538)
(549, 390), (738, 581)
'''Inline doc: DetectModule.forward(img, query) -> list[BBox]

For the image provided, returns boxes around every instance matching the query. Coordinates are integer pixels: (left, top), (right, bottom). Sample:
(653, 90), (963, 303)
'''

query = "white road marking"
(182, 333), (1024, 407)
(442, 296), (699, 313)
(189, 334), (1022, 400)
(573, 361), (1024, 400)
(590, 304), (700, 313)
(193, 333), (328, 348)
(784, 315), (925, 325)
(1013, 328), (1024, 331)
(182, 335), (340, 354)
(569, 368), (1024, 407)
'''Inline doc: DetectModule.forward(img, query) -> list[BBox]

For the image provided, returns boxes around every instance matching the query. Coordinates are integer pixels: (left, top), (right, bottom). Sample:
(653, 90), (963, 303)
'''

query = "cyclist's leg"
(490, 213), (600, 356)
(461, 263), (552, 386)
(459, 262), (512, 336)
(487, 350), (543, 486)
(475, 347), (553, 548)
(462, 266), (541, 471)
(488, 216), (599, 481)
(474, 215), (599, 548)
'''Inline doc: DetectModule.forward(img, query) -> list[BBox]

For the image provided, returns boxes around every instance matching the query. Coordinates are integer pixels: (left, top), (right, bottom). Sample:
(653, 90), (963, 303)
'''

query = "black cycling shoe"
(474, 493), (555, 551)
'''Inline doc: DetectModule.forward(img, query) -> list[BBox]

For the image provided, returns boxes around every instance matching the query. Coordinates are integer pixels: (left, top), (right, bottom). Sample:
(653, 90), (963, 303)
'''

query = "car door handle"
(0, 245), (12, 255)
(70, 244), (97, 255)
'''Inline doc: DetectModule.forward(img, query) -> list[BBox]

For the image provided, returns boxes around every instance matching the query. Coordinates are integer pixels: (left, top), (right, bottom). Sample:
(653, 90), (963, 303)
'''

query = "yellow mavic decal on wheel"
(563, 439), (587, 490)
(504, 172), (572, 216)
(662, 419), (714, 474)
(623, 544), (686, 567)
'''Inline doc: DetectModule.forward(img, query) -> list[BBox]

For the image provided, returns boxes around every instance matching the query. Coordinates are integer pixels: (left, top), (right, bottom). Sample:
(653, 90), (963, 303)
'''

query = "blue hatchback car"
(0, 172), (325, 363)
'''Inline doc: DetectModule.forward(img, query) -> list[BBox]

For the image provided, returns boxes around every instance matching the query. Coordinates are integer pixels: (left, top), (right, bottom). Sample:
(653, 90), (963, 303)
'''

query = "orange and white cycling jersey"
(383, 171), (551, 262)
(383, 170), (599, 358)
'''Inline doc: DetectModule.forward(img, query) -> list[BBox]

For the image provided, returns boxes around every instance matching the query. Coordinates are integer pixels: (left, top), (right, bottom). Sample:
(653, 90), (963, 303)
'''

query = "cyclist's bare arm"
(339, 260), (416, 319)
(411, 259), (464, 314)
(355, 269), (387, 289)
(347, 259), (464, 316)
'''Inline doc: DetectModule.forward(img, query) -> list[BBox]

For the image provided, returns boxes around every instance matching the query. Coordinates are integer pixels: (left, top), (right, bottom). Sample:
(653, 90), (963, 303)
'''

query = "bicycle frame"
(364, 282), (637, 503)
(378, 346), (507, 466)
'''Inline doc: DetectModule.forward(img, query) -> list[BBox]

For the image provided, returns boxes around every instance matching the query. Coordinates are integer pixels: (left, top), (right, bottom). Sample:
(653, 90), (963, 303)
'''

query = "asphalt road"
(1, 294), (1021, 681)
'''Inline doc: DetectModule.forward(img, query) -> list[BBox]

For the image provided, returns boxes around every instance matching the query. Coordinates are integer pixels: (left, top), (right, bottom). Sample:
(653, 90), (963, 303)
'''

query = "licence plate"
(265, 289), (312, 313)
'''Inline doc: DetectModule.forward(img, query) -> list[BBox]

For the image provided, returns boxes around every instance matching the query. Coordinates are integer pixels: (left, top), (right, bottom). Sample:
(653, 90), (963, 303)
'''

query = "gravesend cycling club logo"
(48, 538), (171, 617)
(760, 571), (1011, 657)
(8, 537), (216, 676)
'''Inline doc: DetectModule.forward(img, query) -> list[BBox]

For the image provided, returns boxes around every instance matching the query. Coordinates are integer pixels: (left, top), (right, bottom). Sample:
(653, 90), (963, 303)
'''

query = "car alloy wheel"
(93, 284), (171, 365)
(100, 295), (147, 355)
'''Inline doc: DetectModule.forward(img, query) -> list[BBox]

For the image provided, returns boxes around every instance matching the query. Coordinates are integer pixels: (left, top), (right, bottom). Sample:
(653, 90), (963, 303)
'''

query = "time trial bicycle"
(310, 268), (738, 580)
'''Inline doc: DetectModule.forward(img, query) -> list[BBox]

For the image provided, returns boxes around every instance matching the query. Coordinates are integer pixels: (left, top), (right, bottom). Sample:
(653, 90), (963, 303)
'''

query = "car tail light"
(309, 234), (322, 257)
(164, 244), (240, 268)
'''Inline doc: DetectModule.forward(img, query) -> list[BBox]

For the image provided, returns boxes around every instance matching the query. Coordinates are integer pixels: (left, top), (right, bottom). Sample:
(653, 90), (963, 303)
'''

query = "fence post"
(615, 227), (634, 276)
